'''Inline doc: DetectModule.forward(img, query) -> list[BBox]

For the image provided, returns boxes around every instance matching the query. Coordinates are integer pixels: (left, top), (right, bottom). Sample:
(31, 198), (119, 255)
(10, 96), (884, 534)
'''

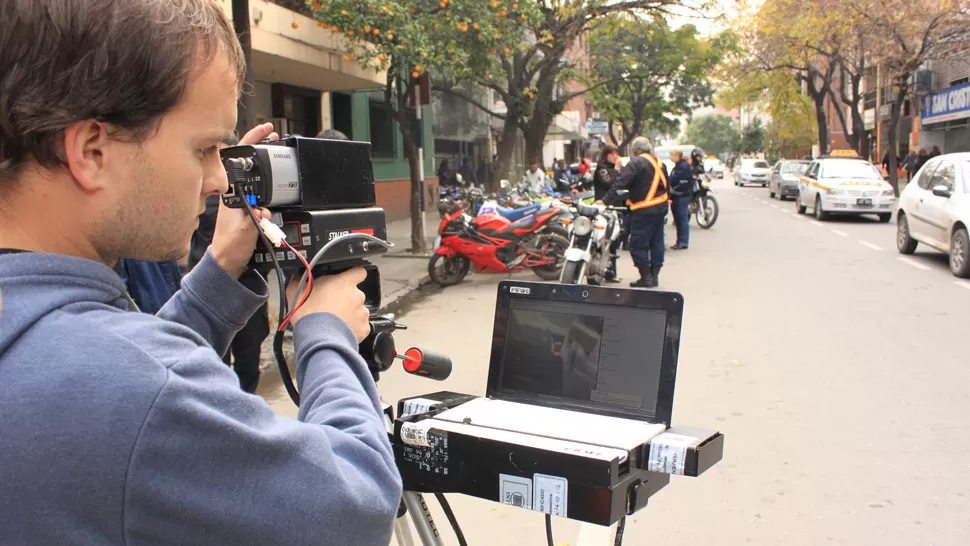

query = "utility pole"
(232, 0), (256, 133)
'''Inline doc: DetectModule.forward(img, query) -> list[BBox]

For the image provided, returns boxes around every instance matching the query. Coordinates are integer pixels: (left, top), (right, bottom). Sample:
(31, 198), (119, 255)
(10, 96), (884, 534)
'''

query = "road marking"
(897, 257), (931, 270)
(769, 204), (779, 209)
(956, 281), (970, 291)
(859, 240), (883, 251)
(831, 229), (849, 237)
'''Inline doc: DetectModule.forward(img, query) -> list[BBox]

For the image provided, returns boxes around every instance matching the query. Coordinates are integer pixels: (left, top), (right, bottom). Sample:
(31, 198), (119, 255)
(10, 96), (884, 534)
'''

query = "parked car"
(704, 158), (725, 179)
(769, 160), (811, 200)
(896, 152), (970, 277)
(795, 156), (896, 222)
(734, 159), (772, 187)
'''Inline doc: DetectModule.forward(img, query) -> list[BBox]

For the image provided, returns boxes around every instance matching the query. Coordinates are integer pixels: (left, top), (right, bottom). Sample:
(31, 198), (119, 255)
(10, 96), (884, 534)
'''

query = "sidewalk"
(258, 215), (436, 373)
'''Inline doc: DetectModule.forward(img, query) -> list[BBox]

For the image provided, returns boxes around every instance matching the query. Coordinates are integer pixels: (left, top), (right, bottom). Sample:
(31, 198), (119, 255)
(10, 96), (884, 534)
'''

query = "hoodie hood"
(0, 252), (132, 355)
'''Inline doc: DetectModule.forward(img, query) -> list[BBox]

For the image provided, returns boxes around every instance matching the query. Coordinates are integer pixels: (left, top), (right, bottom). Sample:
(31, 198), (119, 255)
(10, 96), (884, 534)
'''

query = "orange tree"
(310, 0), (539, 252)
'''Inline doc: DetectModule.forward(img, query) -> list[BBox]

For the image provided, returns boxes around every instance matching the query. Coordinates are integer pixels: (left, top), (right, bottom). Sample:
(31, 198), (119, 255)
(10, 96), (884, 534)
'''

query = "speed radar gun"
(389, 281), (724, 545)
(219, 137), (451, 405)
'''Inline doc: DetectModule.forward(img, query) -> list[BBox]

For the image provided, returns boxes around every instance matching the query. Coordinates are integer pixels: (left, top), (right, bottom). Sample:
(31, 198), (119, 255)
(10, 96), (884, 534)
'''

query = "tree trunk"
(523, 121), (551, 171)
(813, 98), (830, 156)
(401, 124), (426, 252)
(885, 80), (909, 197)
(492, 113), (520, 192)
(231, 0), (255, 133)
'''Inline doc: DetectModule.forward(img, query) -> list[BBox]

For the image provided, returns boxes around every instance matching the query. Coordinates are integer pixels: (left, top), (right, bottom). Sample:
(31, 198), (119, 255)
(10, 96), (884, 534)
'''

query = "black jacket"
(604, 154), (669, 215)
(593, 160), (619, 201)
(668, 160), (695, 198)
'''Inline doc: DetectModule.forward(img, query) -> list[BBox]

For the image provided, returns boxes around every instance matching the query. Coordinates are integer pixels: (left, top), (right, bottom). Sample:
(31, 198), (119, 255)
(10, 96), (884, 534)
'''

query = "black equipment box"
(390, 282), (724, 526)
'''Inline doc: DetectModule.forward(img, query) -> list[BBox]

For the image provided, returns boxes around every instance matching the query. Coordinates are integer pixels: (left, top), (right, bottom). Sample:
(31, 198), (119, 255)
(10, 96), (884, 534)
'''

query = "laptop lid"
(486, 281), (684, 426)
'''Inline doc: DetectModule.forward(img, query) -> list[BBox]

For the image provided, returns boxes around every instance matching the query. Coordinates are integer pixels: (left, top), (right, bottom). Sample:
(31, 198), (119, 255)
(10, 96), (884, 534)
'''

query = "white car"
(734, 159), (772, 187)
(896, 152), (970, 277)
(704, 158), (725, 179)
(795, 157), (896, 222)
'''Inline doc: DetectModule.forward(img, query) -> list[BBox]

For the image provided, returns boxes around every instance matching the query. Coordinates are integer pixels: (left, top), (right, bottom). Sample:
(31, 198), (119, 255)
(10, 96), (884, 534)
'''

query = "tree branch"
(432, 86), (508, 121)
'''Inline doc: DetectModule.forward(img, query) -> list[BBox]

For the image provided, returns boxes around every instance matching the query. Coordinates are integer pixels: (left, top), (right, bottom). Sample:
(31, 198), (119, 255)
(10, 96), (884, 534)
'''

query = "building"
(916, 54), (970, 154)
(216, 0), (437, 221)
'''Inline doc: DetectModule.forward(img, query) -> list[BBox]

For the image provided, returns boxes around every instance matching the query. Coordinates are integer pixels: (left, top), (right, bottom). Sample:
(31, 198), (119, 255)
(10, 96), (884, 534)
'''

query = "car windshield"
(821, 161), (882, 180)
(782, 162), (809, 174)
(753, 161), (770, 169)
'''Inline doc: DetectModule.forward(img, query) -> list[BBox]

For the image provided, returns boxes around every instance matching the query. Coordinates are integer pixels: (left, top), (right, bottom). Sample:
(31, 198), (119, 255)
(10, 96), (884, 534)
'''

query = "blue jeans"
(628, 213), (665, 269)
(671, 196), (691, 247)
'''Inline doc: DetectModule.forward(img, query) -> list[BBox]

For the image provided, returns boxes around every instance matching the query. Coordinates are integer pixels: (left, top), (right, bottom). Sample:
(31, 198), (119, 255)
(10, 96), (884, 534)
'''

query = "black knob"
(401, 348), (452, 381)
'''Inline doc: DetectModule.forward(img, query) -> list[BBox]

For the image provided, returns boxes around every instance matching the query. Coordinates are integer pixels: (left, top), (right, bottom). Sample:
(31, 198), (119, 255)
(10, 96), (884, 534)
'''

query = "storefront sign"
(921, 82), (970, 125)
(863, 109), (875, 130)
(585, 120), (609, 134)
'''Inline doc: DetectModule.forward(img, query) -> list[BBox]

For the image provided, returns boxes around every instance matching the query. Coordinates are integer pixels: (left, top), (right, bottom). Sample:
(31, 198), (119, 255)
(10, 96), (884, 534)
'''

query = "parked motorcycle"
(559, 202), (624, 285)
(690, 174), (719, 229)
(428, 207), (569, 286)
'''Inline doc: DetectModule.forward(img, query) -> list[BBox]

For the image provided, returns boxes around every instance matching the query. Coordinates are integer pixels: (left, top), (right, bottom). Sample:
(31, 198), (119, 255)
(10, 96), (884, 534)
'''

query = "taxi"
(794, 151), (896, 222)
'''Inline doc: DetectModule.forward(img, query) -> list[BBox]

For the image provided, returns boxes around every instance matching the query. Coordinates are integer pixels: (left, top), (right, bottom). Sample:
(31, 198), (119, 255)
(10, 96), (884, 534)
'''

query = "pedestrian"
(914, 147), (930, 174)
(476, 155), (493, 188)
(437, 159), (458, 187)
(593, 144), (623, 282)
(600, 137), (669, 288)
(0, 1), (400, 543)
(459, 156), (478, 187)
(554, 159), (574, 192)
(190, 193), (270, 394)
(525, 159), (546, 193)
(667, 150), (694, 251)
(930, 144), (942, 158)
(903, 150), (917, 181)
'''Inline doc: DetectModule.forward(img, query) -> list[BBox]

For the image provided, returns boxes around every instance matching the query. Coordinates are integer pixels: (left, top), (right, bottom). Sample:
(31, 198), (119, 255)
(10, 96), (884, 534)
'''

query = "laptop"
(428, 280), (685, 453)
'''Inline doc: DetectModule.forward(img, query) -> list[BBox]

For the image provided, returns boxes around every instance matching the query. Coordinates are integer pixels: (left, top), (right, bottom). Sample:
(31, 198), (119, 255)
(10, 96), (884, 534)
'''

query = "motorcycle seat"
(495, 203), (542, 221)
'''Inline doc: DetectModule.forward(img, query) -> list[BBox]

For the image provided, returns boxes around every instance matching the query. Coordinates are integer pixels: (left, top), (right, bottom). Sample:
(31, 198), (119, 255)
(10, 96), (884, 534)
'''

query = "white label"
(301, 223), (310, 234)
(509, 286), (531, 295)
(401, 397), (439, 418)
(499, 474), (533, 510)
(400, 422), (433, 447)
(533, 474), (568, 517)
(648, 433), (697, 475)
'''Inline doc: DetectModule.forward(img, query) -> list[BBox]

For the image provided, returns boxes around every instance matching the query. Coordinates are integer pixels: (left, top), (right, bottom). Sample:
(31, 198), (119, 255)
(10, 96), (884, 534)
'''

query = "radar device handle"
(400, 348), (452, 381)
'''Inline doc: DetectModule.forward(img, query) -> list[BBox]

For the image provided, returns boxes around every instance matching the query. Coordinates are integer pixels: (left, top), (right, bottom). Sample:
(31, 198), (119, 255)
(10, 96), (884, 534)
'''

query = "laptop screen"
(487, 281), (683, 425)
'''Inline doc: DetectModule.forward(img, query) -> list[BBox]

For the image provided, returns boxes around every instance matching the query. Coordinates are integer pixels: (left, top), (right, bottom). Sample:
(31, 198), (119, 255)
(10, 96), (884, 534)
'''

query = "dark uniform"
(603, 153), (669, 288)
(593, 159), (623, 282)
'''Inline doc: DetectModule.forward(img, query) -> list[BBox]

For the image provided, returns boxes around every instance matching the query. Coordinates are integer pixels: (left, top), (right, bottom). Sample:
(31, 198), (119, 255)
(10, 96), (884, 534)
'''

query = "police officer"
(601, 137), (669, 288)
(593, 144), (623, 282)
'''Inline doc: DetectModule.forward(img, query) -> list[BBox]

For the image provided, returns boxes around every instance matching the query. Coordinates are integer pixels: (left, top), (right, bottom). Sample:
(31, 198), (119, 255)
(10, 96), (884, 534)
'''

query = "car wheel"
(950, 227), (970, 278)
(896, 213), (918, 254)
(769, 188), (776, 199)
(795, 194), (806, 214)
(814, 196), (828, 221)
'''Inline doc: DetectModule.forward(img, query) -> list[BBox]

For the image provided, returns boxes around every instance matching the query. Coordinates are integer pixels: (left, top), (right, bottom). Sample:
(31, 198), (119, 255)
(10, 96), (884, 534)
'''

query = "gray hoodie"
(0, 249), (402, 545)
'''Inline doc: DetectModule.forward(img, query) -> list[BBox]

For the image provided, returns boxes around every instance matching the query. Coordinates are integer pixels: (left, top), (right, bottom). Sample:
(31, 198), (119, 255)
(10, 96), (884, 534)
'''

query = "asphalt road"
(263, 175), (970, 545)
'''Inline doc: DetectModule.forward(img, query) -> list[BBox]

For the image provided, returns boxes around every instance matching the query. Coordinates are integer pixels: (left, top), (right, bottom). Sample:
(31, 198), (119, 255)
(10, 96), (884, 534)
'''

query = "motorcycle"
(559, 202), (624, 286)
(428, 206), (569, 286)
(689, 174), (719, 229)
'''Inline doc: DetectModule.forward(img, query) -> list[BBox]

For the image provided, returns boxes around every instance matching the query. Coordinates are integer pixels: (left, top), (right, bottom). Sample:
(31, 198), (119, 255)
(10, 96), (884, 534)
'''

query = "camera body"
(220, 136), (388, 309)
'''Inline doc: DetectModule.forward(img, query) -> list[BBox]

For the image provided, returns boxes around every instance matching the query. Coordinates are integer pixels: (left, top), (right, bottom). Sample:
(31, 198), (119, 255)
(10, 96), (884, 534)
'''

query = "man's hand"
(210, 123), (279, 279)
(286, 268), (370, 342)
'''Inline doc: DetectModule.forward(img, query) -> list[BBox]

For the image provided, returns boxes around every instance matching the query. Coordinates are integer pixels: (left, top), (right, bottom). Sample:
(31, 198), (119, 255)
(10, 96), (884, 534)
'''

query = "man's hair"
(631, 137), (653, 156)
(0, 0), (245, 182)
(316, 129), (349, 140)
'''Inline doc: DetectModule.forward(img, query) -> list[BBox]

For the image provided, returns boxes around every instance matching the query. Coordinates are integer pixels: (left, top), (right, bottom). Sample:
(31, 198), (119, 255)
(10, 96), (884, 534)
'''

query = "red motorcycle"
(428, 207), (569, 286)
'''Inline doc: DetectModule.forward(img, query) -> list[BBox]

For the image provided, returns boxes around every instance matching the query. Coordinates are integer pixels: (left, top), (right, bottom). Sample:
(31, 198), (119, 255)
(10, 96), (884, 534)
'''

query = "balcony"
(267, 0), (312, 18)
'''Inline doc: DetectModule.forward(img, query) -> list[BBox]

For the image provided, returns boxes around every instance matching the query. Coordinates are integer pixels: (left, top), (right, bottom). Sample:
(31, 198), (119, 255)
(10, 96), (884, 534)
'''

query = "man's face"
(530, 164), (539, 172)
(101, 50), (237, 262)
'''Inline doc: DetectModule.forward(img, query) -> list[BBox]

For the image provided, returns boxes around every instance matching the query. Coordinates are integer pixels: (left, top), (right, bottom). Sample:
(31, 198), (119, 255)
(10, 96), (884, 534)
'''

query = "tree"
(844, 0), (970, 194)
(312, 0), (537, 251)
(739, 116), (766, 155)
(588, 16), (725, 154)
(685, 113), (738, 156)
(437, 0), (694, 189)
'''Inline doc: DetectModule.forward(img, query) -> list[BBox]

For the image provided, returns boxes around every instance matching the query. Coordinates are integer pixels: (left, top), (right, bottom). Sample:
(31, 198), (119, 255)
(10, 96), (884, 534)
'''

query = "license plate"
(857, 198), (873, 206)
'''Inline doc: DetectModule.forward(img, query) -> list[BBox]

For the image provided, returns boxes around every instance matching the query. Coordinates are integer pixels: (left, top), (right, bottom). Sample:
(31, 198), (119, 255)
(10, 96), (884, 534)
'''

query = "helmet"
(691, 148), (706, 161)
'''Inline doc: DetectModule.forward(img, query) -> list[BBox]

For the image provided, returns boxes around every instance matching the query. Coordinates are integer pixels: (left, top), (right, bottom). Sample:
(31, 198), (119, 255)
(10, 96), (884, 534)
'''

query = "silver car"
(769, 160), (811, 200)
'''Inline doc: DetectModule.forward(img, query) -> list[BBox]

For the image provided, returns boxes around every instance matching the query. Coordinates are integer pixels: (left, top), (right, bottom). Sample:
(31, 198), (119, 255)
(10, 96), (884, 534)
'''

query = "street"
(262, 176), (970, 545)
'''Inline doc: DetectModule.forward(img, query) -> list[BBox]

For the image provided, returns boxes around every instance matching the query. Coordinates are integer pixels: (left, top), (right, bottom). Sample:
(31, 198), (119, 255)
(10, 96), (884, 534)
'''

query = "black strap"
(0, 248), (29, 256)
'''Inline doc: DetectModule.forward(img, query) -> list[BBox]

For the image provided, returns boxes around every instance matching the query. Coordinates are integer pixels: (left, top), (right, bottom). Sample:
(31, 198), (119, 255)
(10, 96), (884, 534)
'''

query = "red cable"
(278, 240), (313, 331)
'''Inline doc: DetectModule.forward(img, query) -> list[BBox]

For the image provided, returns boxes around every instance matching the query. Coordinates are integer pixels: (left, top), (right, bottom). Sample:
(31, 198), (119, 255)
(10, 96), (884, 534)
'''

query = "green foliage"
(685, 114), (738, 157)
(310, 0), (539, 86)
(739, 117), (766, 155)
(588, 15), (726, 150)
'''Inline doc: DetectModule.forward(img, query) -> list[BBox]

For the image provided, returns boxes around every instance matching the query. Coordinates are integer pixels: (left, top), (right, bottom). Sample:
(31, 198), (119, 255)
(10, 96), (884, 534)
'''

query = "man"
(601, 137), (669, 288)
(667, 150), (694, 251)
(0, 2), (401, 545)
(553, 159), (575, 191)
(526, 159), (546, 192)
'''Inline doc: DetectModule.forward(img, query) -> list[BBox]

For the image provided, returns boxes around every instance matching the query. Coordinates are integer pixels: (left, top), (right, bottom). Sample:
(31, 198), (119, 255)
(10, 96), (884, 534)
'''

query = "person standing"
(437, 159), (458, 187)
(593, 145), (623, 283)
(525, 159), (546, 193)
(458, 156), (478, 187)
(667, 150), (694, 251)
(601, 137), (669, 288)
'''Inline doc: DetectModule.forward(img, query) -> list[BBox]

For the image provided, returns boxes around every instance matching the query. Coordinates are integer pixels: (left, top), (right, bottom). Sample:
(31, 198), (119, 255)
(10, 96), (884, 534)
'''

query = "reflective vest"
(627, 153), (669, 211)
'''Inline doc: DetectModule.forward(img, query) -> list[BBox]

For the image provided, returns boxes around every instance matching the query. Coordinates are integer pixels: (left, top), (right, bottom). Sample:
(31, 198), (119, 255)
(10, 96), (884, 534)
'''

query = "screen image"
(499, 298), (668, 413)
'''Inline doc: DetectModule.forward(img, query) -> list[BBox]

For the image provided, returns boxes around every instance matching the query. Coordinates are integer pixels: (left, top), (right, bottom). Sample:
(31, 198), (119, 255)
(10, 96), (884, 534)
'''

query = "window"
(929, 161), (955, 192)
(331, 92), (353, 140)
(368, 98), (395, 158)
(806, 163), (819, 179)
(963, 162), (970, 193)
(782, 162), (810, 174)
(917, 160), (939, 190)
(754, 161), (770, 169)
(820, 161), (882, 180)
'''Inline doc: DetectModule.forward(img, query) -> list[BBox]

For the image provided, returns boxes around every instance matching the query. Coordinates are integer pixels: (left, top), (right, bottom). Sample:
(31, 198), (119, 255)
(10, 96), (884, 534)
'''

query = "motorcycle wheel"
(531, 234), (569, 281)
(427, 254), (471, 286)
(559, 260), (585, 285)
(696, 195), (719, 229)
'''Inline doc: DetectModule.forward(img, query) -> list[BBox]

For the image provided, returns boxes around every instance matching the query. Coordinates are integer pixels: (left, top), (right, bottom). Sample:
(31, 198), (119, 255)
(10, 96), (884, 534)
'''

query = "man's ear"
(62, 120), (115, 192)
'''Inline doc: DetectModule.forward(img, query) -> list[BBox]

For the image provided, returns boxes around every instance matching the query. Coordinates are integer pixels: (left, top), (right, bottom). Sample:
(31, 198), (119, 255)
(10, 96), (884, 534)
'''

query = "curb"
(377, 272), (432, 317)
